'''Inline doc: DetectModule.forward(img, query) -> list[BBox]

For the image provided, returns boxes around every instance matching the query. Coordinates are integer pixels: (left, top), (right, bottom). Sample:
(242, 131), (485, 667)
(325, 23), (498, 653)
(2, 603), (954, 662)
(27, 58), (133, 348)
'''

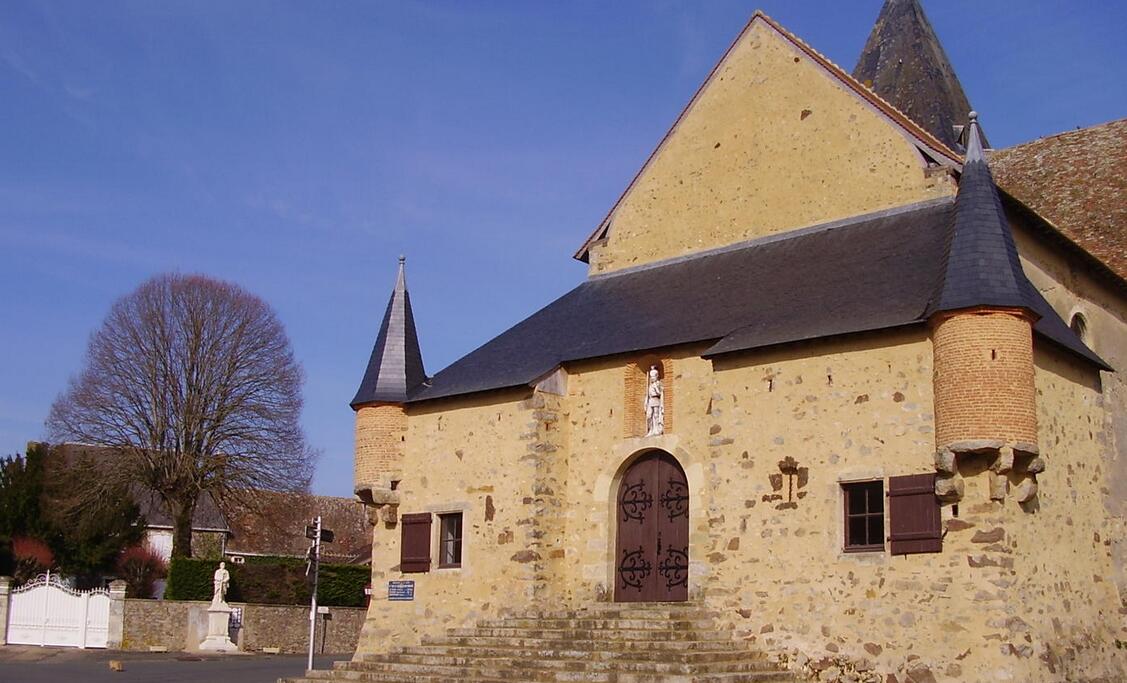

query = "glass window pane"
(868, 483), (884, 513)
(847, 487), (866, 515)
(849, 517), (867, 546)
(868, 516), (884, 547)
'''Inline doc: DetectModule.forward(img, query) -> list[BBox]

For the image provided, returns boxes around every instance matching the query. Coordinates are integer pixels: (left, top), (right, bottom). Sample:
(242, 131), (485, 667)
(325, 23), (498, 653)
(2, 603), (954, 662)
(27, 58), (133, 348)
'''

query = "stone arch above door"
(614, 449), (689, 602)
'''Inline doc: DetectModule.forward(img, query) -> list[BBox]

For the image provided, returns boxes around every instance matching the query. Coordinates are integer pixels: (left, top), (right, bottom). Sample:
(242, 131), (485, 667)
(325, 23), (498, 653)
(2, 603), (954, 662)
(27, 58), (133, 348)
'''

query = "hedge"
(164, 556), (367, 606)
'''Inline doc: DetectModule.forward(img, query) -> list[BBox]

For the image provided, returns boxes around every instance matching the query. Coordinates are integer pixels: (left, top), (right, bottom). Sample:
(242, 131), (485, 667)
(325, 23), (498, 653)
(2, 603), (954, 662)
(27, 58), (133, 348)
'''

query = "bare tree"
(47, 274), (316, 558)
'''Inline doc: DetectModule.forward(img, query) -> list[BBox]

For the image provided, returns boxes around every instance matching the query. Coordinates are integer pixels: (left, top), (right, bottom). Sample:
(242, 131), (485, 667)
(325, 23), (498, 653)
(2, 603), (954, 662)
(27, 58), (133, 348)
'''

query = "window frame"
(841, 480), (886, 553)
(437, 511), (464, 569)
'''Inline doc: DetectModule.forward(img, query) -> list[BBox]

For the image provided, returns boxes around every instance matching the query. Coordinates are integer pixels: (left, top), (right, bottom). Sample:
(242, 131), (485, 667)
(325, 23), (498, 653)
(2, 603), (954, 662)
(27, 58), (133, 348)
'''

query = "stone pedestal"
(198, 601), (237, 652)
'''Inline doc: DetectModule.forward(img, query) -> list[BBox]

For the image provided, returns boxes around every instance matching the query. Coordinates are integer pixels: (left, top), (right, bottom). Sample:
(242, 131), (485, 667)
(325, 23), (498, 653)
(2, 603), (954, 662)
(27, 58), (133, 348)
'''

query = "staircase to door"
(279, 602), (795, 683)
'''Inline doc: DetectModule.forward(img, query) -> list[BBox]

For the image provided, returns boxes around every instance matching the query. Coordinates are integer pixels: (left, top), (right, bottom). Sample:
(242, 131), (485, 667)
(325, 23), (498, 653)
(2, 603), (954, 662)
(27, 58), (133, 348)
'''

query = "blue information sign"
(388, 580), (415, 601)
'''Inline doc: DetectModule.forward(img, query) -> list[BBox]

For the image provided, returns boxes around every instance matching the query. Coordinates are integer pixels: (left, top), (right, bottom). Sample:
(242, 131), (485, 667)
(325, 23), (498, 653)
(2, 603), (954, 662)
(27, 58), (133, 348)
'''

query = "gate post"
(0, 576), (11, 645)
(107, 580), (127, 650)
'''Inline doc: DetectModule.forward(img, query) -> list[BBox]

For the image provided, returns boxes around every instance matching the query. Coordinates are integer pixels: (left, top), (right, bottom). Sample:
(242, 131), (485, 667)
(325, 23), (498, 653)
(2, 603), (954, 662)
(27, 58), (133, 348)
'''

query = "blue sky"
(2, 1), (1125, 496)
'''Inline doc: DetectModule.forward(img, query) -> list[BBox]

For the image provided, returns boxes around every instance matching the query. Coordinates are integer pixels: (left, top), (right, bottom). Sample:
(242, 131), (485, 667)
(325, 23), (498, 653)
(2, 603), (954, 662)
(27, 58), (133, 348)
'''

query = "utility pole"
(305, 515), (321, 672)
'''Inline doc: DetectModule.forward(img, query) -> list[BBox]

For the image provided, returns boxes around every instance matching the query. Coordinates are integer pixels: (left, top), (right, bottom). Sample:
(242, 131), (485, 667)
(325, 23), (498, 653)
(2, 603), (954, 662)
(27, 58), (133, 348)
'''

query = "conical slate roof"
(350, 257), (427, 408)
(929, 113), (1037, 317)
(853, 0), (978, 150)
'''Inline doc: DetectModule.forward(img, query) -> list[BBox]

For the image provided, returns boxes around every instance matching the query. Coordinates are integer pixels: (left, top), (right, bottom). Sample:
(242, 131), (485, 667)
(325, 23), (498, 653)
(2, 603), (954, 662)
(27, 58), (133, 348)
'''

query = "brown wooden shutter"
(888, 473), (942, 555)
(400, 512), (432, 573)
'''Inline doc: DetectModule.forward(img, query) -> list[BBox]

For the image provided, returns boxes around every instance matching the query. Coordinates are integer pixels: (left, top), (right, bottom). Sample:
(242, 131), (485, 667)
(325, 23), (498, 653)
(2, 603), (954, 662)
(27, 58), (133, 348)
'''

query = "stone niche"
(933, 440), (1042, 504)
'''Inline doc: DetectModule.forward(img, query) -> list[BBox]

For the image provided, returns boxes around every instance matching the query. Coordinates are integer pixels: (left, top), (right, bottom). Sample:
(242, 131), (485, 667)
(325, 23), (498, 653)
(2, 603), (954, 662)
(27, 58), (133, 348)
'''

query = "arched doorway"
(614, 450), (689, 602)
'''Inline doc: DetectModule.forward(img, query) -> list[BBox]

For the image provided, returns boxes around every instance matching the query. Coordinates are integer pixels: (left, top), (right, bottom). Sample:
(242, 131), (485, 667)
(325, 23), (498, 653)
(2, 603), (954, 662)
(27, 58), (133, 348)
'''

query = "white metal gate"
(7, 572), (110, 648)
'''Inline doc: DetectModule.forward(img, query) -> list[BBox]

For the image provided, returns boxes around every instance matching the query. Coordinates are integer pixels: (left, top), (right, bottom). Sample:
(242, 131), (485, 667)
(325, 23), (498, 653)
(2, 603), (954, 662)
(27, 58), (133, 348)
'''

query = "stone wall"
(586, 19), (954, 274)
(122, 599), (364, 654)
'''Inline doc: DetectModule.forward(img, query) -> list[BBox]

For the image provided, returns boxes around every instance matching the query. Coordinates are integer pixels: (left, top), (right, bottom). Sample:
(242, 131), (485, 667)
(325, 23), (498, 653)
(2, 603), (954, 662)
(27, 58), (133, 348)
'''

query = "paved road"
(0, 645), (347, 683)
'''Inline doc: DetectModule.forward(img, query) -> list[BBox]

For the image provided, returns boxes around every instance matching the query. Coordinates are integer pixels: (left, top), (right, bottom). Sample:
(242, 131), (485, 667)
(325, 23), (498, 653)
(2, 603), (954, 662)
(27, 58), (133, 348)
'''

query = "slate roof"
(929, 114), (1037, 315)
(412, 197), (1106, 404)
(224, 491), (371, 564)
(351, 257), (427, 408)
(853, 0), (980, 151)
(990, 118), (1127, 281)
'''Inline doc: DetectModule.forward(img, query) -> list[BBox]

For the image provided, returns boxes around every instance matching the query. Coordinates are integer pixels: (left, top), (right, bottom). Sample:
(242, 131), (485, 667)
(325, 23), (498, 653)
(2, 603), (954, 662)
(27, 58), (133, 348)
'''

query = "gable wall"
(587, 20), (955, 274)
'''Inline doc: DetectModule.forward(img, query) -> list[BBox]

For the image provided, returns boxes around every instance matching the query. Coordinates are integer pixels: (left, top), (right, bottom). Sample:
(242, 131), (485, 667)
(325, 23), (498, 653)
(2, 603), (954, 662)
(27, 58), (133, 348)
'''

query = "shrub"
(12, 536), (54, 584)
(164, 555), (367, 606)
(116, 545), (168, 598)
(164, 557), (214, 601)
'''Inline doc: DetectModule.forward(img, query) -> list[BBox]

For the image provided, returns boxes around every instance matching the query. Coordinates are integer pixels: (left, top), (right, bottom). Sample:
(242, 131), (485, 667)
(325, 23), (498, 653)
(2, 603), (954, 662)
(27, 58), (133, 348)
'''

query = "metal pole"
(306, 516), (320, 671)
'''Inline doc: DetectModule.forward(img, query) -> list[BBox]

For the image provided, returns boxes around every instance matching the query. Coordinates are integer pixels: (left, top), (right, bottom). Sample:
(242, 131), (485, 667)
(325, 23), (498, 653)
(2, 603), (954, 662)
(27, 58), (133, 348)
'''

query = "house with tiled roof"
(224, 491), (370, 566)
(298, 3), (1127, 683)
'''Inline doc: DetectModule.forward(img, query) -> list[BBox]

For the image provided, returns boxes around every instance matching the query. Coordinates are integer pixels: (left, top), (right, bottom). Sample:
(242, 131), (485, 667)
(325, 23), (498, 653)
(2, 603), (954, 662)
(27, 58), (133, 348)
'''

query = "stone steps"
(279, 603), (796, 683)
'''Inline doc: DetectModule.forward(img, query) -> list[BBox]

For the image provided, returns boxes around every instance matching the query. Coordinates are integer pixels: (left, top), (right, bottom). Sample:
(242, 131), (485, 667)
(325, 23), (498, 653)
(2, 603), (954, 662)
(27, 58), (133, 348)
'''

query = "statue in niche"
(645, 365), (665, 436)
(212, 561), (230, 605)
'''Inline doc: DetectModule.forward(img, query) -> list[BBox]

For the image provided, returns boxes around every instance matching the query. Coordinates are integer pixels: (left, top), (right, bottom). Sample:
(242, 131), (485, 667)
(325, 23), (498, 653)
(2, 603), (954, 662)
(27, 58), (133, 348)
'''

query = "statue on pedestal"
(645, 365), (665, 437)
(199, 561), (237, 652)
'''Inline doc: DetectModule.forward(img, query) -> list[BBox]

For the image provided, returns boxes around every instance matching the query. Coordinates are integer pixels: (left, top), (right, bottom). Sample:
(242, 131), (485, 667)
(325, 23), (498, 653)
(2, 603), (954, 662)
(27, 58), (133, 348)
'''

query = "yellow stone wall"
(354, 388), (567, 654)
(1012, 217), (1127, 619)
(586, 20), (955, 275)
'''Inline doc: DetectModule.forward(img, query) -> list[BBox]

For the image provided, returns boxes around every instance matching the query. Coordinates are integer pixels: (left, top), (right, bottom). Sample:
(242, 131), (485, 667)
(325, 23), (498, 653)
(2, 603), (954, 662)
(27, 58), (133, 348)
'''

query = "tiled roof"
(351, 257), (427, 408)
(990, 118), (1127, 281)
(224, 491), (370, 564)
(853, 0), (979, 150)
(412, 197), (1105, 404)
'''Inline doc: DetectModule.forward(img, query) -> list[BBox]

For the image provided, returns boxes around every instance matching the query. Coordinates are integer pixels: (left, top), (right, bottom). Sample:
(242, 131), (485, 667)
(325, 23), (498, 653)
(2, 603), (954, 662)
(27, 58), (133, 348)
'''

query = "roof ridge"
(993, 115), (1127, 151)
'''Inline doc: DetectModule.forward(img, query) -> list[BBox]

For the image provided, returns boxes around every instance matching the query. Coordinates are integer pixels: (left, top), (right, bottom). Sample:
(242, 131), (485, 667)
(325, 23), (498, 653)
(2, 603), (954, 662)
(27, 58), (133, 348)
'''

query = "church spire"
(853, 0), (979, 150)
(929, 113), (1036, 317)
(350, 256), (427, 407)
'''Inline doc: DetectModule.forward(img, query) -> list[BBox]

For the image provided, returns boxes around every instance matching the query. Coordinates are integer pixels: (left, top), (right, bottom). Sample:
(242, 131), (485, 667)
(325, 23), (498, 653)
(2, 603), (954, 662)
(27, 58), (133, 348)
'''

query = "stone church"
(307, 3), (1127, 682)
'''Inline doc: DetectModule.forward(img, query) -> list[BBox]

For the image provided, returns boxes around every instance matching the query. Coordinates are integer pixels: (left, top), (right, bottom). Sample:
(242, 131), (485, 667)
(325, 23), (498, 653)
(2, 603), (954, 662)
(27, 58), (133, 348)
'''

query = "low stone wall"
(122, 599), (365, 654)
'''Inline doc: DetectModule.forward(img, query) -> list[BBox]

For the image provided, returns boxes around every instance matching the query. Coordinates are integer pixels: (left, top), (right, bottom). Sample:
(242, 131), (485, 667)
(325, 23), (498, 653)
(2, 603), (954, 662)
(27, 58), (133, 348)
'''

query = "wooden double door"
(614, 450), (689, 602)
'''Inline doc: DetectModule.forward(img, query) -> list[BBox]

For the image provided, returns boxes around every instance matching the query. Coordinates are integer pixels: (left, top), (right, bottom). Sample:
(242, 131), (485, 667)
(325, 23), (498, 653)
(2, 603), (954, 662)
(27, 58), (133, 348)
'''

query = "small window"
(842, 481), (884, 552)
(1070, 313), (1090, 345)
(438, 513), (463, 568)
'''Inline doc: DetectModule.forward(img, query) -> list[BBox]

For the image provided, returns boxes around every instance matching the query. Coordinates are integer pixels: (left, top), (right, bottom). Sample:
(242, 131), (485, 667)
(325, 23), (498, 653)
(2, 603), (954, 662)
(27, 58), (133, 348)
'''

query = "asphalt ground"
(0, 645), (347, 682)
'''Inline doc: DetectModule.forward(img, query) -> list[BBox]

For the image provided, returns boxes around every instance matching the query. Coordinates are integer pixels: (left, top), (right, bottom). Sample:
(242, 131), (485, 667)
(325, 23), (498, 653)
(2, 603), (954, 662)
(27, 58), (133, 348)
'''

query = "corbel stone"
(1014, 477), (1038, 503)
(380, 505), (399, 526)
(992, 447), (1015, 475)
(989, 472), (1008, 501)
(935, 473), (964, 502)
(1012, 442), (1039, 457)
(1026, 456), (1046, 474)
(948, 439), (1004, 454)
(934, 448), (957, 475)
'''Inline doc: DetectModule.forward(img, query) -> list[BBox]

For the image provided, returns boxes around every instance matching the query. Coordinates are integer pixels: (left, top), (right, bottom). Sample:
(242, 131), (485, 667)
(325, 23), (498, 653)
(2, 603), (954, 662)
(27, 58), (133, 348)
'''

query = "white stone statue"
(212, 561), (230, 605)
(645, 365), (665, 436)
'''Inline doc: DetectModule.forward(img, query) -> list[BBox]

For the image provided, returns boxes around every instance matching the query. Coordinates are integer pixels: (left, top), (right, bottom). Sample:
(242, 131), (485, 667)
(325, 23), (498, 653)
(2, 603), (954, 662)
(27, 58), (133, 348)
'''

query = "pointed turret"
(929, 113), (1036, 316)
(853, 0), (979, 149)
(928, 113), (1039, 479)
(351, 256), (426, 407)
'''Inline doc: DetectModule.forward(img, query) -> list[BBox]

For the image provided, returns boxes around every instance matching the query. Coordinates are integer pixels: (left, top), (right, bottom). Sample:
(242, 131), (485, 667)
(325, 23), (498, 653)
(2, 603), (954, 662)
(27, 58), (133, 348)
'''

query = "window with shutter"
(888, 473), (942, 555)
(400, 512), (432, 573)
